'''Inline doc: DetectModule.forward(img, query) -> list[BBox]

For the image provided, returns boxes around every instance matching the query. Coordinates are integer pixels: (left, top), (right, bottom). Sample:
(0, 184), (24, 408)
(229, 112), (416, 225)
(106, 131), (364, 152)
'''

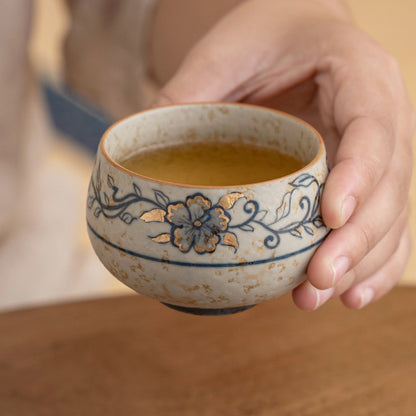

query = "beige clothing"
(0, 0), (159, 310)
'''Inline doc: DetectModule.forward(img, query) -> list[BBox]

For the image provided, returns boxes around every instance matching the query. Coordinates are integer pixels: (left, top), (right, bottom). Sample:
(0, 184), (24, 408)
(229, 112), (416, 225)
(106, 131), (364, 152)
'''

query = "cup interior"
(102, 103), (323, 183)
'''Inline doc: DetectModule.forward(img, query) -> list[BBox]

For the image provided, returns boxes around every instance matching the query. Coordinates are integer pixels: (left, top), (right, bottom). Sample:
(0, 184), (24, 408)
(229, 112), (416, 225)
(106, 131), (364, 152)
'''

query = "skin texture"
(153, 0), (415, 310)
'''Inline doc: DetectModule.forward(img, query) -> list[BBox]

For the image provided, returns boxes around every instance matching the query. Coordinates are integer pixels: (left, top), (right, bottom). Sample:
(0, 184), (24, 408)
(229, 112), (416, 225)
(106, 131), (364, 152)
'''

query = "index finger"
(321, 115), (394, 229)
(318, 40), (409, 228)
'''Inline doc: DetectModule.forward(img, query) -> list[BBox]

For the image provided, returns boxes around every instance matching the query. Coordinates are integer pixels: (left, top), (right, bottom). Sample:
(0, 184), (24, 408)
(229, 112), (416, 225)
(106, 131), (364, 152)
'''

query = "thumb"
(153, 40), (249, 107)
(153, 52), (230, 106)
(152, 2), (272, 106)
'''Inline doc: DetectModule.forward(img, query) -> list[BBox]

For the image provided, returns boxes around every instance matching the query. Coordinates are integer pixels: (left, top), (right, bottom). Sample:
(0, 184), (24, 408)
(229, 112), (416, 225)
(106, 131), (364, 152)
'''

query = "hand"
(153, 0), (415, 309)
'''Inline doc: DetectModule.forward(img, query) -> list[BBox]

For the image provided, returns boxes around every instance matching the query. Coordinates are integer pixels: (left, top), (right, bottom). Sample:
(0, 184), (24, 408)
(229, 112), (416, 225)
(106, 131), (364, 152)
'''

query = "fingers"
(321, 117), (394, 229)
(153, 45), (234, 105)
(293, 211), (410, 311)
(308, 134), (412, 291)
(306, 36), (415, 309)
(293, 227), (410, 311)
(292, 280), (334, 311)
(332, 208), (409, 296)
(318, 31), (415, 230)
(340, 226), (411, 309)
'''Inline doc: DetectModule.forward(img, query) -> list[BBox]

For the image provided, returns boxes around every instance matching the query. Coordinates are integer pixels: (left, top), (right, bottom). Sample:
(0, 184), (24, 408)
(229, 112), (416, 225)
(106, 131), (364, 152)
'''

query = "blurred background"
(1, 0), (415, 311)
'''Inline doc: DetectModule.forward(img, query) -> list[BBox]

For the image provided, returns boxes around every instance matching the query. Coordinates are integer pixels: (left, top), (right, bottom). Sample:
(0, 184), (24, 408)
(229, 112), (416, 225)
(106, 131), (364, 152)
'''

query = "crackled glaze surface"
(86, 103), (329, 308)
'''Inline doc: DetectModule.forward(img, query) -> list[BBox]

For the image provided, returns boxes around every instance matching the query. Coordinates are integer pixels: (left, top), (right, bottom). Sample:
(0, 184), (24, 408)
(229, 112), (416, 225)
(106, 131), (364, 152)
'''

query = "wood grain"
(1, 287), (415, 415)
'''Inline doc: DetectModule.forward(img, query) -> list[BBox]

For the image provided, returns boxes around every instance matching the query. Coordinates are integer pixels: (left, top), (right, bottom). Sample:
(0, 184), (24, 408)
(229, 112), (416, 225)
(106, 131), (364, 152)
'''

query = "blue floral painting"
(87, 164), (327, 255)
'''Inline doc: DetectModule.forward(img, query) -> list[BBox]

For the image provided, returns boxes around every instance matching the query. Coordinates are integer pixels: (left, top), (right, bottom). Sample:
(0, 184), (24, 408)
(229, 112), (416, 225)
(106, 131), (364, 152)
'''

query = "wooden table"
(1, 287), (415, 415)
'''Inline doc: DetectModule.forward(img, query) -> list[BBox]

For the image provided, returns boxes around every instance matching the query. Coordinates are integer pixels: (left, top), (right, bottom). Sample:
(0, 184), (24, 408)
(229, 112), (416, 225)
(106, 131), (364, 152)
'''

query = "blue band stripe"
(87, 221), (329, 268)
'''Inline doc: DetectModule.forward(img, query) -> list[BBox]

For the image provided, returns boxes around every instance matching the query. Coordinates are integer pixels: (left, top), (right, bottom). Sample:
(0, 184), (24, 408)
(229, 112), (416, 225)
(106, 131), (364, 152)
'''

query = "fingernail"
(341, 196), (356, 225)
(359, 287), (375, 309)
(331, 256), (350, 286)
(313, 287), (335, 310)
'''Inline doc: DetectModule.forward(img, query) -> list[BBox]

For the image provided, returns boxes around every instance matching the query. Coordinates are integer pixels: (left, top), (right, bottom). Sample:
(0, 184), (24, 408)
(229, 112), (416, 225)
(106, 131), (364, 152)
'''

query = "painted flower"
(166, 194), (230, 253)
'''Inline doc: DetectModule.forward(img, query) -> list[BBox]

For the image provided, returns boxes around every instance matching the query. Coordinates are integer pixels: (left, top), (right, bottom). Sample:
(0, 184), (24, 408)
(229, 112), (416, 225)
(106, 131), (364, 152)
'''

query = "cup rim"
(100, 102), (326, 189)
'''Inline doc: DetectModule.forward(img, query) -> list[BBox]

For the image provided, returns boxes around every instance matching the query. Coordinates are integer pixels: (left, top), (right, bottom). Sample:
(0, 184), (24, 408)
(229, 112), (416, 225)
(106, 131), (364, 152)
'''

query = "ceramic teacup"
(86, 103), (329, 314)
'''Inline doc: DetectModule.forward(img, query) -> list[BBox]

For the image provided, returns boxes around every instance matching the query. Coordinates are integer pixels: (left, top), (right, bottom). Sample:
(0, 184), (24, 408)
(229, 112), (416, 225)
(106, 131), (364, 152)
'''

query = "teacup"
(86, 103), (329, 314)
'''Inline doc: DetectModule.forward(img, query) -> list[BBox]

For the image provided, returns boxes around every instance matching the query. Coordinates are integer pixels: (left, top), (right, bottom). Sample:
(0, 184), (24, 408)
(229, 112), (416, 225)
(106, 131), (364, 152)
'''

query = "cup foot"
(161, 303), (256, 316)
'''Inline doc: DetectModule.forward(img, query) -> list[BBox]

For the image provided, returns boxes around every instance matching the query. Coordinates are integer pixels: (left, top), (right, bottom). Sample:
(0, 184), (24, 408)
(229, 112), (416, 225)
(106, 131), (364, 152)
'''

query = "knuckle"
(354, 222), (373, 259)
(389, 213), (410, 255)
(374, 47), (401, 77)
(334, 270), (356, 296)
(390, 228), (404, 257)
(352, 154), (382, 190)
(339, 153), (383, 191)
(397, 206), (410, 229)
(390, 156), (412, 200)
(362, 156), (381, 185)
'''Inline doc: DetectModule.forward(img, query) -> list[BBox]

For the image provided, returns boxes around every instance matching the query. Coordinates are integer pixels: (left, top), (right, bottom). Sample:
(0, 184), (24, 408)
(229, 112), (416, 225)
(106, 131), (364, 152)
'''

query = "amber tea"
(120, 141), (304, 186)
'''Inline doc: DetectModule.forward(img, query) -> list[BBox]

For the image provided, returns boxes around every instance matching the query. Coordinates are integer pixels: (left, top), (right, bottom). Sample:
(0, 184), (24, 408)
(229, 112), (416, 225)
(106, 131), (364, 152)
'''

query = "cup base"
(162, 303), (256, 316)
